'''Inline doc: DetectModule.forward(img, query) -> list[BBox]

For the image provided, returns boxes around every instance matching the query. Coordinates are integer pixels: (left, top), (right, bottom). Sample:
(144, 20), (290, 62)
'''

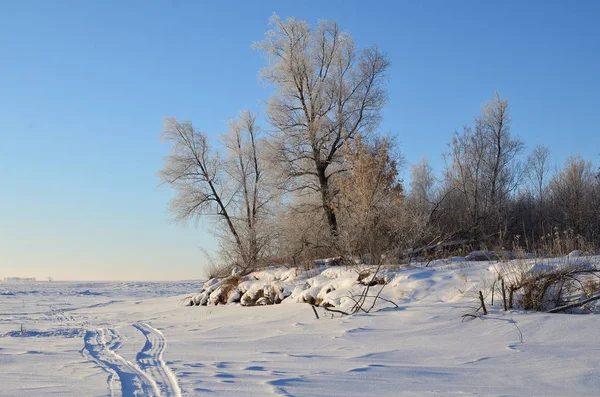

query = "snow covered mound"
(189, 258), (489, 312)
(189, 254), (600, 313)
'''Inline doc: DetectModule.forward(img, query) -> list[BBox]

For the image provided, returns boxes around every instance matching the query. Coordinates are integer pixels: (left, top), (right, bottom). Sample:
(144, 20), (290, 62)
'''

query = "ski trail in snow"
(82, 329), (121, 397)
(133, 322), (182, 397)
(83, 328), (162, 397)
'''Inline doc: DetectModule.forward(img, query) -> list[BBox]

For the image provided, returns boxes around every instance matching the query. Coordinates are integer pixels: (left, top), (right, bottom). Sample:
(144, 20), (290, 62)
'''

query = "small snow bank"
(568, 250), (583, 258)
(189, 259), (488, 312)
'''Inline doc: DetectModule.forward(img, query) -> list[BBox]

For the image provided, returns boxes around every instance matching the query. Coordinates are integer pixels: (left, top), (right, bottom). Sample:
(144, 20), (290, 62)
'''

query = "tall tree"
(221, 111), (274, 268)
(526, 145), (551, 199)
(158, 112), (272, 272)
(445, 93), (524, 242)
(254, 14), (390, 237)
(409, 155), (436, 211)
(480, 93), (524, 209)
(549, 154), (595, 237)
(525, 144), (552, 235)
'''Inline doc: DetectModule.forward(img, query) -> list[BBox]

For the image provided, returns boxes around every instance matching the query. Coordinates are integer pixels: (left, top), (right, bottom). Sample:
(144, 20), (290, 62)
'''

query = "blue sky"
(1, 0), (599, 280)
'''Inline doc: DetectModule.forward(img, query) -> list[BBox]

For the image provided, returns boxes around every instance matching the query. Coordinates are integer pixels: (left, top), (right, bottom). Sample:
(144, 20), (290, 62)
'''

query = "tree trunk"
(317, 165), (339, 236)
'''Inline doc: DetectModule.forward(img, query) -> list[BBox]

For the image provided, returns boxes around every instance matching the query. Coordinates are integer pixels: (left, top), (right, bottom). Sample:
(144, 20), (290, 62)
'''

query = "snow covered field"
(2, 259), (600, 396)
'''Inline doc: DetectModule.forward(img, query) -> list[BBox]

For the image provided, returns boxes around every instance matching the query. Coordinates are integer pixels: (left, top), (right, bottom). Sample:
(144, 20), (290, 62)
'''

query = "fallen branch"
(311, 305), (320, 319)
(347, 292), (398, 314)
(323, 306), (350, 316)
(547, 293), (600, 313)
(368, 295), (399, 308)
(351, 263), (383, 314)
(365, 284), (387, 313)
(461, 313), (482, 322)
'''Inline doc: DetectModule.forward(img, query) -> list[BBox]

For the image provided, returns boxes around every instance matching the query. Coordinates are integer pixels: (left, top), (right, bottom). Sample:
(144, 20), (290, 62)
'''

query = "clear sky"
(1, 0), (599, 281)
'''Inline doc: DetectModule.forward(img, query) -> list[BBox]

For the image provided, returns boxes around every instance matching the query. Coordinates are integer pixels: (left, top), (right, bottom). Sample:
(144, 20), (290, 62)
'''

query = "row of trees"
(159, 15), (600, 275)
(407, 94), (600, 254)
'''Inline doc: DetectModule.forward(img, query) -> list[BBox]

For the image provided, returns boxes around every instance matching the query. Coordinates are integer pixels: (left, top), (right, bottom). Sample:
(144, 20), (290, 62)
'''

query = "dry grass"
(241, 288), (264, 306)
(211, 275), (241, 305)
(491, 254), (600, 312)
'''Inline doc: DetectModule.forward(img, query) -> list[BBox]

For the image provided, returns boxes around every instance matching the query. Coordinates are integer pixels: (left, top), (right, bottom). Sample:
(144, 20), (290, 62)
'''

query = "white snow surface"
(2, 257), (600, 396)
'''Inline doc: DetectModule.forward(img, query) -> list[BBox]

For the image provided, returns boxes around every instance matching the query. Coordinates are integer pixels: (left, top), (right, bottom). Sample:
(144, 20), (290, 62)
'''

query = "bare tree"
(159, 112), (273, 273)
(402, 155), (444, 248)
(409, 155), (436, 208)
(480, 93), (524, 209)
(548, 154), (595, 237)
(526, 144), (552, 200)
(445, 123), (489, 232)
(524, 144), (552, 237)
(221, 111), (276, 268)
(254, 14), (390, 238)
(444, 93), (524, 243)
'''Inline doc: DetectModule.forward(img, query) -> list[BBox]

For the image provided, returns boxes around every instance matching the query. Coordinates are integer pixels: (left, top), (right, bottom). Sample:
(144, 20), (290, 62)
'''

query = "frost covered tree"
(444, 93), (524, 241)
(548, 154), (596, 237)
(254, 14), (390, 238)
(409, 155), (436, 212)
(526, 144), (552, 201)
(479, 93), (524, 209)
(158, 111), (273, 273)
(523, 144), (553, 235)
(404, 155), (446, 247)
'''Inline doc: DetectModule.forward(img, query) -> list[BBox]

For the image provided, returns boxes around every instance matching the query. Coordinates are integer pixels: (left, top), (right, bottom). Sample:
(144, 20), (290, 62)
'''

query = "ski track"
(133, 322), (182, 397)
(83, 324), (181, 397)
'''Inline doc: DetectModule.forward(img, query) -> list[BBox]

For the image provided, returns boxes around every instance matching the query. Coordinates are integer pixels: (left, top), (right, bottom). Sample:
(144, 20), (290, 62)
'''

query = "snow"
(568, 250), (583, 258)
(2, 258), (600, 396)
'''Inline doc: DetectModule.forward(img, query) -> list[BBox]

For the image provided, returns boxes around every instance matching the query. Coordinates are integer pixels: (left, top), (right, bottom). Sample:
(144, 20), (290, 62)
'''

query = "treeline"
(406, 93), (600, 256)
(158, 15), (600, 275)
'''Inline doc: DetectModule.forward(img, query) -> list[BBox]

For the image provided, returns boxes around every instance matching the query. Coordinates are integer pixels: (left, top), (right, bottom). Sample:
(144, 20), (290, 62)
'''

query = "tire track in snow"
(133, 322), (182, 397)
(83, 328), (162, 397)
